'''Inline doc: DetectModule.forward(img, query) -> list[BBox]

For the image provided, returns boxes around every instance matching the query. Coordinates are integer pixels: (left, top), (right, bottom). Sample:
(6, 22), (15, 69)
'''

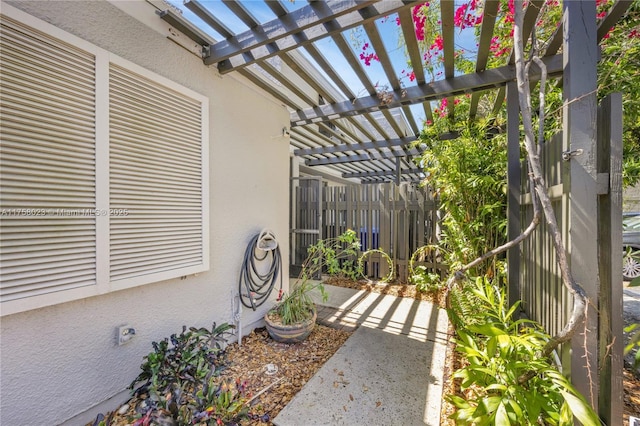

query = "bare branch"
(525, 56), (548, 157)
(444, 1), (590, 387)
(512, 0), (589, 374)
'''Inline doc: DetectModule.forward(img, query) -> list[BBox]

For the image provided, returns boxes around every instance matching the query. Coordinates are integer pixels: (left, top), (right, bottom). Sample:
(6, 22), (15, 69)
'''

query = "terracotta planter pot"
(264, 309), (317, 343)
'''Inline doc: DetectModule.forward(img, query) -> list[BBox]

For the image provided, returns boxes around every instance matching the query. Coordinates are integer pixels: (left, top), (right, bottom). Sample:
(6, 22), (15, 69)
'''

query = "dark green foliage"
(418, 118), (508, 278)
(128, 322), (250, 425)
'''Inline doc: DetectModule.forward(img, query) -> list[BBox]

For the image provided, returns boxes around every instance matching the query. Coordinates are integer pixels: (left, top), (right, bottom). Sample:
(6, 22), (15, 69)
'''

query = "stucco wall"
(0, 1), (290, 424)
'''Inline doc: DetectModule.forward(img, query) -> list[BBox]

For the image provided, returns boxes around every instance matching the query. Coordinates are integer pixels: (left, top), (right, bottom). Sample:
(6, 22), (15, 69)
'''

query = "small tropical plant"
(191, 378), (251, 425)
(409, 244), (447, 292)
(127, 322), (247, 425)
(274, 278), (326, 325)
(447, 277), (599, 426)
(411, 266), (441, 293)
(271, 230), (361, 326)
(306, 229), (362, 281)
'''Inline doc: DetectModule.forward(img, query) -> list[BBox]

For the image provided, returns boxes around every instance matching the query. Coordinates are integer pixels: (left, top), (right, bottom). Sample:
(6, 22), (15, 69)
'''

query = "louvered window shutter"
(0, 16), (98, 302)
(0, 6), (209, 314)
(109, 63), (206, 286)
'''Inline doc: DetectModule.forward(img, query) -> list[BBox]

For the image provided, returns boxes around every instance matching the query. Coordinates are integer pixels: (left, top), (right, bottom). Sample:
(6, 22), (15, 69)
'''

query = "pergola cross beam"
(342, 168), (423, 179)
(294, 136), (418, 156)
(290, 54), (563, 126)
(203, 1), (420, 72)
(304, 146), (424, 166)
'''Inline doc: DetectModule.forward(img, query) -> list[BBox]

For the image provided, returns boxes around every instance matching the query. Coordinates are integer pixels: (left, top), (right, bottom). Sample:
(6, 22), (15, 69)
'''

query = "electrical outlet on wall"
(117, 325), (136, 346)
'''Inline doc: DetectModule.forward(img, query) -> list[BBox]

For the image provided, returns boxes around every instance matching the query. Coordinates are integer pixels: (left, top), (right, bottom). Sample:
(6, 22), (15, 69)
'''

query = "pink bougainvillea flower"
(454, 4), (467, 27)
(430, 34), (444, 51)
(412, 3), (429, 41)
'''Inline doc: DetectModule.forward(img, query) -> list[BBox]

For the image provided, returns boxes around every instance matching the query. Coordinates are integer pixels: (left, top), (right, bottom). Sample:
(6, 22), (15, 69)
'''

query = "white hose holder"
(257, 229), (278, 251)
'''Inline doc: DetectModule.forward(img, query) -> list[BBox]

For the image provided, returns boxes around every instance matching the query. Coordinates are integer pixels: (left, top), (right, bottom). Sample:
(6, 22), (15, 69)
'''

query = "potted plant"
(264, 230), (360, 343)
(264, 278), (326, 343)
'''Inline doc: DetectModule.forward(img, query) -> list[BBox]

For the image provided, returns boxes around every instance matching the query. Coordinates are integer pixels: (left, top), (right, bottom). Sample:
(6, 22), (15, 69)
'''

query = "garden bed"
(97, 278), (639, 425)
(100, 325), (351, 425)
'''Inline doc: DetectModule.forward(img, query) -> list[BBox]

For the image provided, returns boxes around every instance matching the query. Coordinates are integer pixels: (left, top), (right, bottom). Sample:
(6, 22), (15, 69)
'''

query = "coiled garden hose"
(238, 230), (282, 310)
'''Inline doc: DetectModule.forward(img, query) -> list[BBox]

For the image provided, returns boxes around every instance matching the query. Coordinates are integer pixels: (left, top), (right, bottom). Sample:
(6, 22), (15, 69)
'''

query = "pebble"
(117, 404), (129, 415)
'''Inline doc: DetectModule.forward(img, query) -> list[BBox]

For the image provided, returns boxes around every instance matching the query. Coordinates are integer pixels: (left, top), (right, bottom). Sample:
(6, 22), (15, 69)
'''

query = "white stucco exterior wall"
(0, 1), (290, 424)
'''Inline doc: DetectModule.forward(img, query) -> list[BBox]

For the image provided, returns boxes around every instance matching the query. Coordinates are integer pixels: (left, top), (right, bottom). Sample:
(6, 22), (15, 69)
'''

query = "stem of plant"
(512, 0), (589, 383)
(444, 1), (590, 387)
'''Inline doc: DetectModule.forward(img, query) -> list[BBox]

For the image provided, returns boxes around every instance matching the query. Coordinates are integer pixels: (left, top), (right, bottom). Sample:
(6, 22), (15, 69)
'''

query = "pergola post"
(562, 0), (599, 411)
(506, 81), (521, 307)
(597, 93), (624, 426)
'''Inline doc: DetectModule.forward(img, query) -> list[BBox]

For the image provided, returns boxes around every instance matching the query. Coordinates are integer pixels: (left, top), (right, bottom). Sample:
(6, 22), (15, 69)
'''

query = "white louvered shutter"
(108, 63), (205, 284)
(0, 16), (98, 302)
(1, 5), (209, 314)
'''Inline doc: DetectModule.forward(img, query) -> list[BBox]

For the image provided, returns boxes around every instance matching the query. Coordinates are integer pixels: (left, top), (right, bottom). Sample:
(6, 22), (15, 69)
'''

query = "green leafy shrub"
(127, 322), (250, 425)
(412, 266), (441, 293)
(307, 229), (362, 281)
(417, 118), (508, 278)
(408, 245), (447, 292)
(273, 230), (362, 326)
(447, 277), (599, 426)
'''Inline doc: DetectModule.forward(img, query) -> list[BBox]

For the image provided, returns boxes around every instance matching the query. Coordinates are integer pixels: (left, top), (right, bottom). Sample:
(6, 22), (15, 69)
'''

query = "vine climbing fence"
(290, 179), (442, 282)
(511, 91), (623, 422)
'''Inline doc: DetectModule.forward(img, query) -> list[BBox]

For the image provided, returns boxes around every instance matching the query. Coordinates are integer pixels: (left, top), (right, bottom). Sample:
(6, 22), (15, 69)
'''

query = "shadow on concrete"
(274, 283), (449, 426)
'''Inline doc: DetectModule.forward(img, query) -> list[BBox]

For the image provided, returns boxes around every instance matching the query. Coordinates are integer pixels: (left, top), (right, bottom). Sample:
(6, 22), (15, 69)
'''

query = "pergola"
(155, 0), (629, 183)
(153, 1), (631, 423)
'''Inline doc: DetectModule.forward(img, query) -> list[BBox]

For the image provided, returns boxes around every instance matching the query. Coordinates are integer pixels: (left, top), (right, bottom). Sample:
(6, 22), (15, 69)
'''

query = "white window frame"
(0, 4), (209, 315)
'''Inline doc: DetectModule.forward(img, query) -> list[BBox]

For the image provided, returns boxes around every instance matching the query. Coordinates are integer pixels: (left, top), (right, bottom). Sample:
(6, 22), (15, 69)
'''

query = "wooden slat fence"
(519, 132), (573, 366)
(516, 93), (623, 420)
(291, 181), (440, 282)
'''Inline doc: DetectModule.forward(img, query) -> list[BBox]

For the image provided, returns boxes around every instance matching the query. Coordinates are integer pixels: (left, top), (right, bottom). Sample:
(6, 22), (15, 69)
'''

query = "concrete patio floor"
(273, 282), (450, 426)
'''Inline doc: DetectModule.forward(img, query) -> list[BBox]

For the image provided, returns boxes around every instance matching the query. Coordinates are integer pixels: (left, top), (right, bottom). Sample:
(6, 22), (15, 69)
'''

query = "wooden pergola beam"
(294, 136), (417, 156)
(342, 168), (423, 179)
(205, 1), (420, 72)
(291, 54), (563, 126)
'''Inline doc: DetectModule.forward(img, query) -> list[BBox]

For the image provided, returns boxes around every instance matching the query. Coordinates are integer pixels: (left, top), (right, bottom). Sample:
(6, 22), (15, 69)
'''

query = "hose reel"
(238, 229), (282, 310)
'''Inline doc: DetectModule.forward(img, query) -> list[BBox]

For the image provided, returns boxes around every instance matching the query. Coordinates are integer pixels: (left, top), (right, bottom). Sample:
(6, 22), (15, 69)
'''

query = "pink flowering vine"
(359, 42), (379, 66)
(454, 2), (482, 29)
(412, 3), (429, 41)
